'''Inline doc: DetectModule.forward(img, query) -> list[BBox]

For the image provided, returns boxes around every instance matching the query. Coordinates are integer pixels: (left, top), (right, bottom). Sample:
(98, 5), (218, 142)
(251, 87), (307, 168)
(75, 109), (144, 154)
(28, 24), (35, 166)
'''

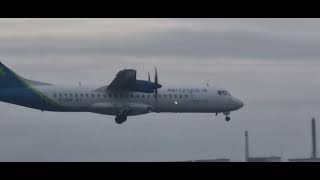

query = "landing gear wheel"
(225, 116), (231, 122)
(115, 115), (127, 124)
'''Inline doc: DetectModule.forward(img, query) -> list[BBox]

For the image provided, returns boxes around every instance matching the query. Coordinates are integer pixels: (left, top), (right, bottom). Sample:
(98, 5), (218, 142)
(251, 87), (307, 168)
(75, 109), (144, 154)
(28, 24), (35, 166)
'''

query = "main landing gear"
(115, 108), (130, 124)
(115, 110), (128, 124)
(115, 114), (127, 124)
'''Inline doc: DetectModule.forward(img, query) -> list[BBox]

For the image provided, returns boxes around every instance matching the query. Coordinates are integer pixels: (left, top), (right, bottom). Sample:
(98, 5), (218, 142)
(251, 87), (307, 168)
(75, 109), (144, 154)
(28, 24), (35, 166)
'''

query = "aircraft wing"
(107, 69), (137, 91)
(95, 69), (161, 93)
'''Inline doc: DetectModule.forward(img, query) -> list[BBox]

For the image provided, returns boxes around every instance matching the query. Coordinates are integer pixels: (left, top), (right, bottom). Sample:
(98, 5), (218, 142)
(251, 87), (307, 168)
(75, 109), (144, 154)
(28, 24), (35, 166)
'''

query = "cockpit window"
(218, 90), (231, 96)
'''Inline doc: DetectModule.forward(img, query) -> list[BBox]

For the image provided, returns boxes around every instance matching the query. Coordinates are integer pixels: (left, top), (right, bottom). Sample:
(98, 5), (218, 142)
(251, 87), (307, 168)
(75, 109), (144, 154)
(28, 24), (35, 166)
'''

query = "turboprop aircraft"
(0, 62), (243, 124)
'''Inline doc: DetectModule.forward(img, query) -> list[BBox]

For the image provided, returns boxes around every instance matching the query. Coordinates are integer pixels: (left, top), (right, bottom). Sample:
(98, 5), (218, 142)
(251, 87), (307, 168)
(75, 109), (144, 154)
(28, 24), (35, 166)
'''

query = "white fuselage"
(34, 84), (244, 116)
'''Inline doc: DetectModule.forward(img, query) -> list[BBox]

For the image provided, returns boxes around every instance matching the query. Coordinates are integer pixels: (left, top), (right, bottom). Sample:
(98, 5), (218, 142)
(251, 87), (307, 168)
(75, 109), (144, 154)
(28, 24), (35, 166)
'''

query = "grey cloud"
(1, 30), (320, 60)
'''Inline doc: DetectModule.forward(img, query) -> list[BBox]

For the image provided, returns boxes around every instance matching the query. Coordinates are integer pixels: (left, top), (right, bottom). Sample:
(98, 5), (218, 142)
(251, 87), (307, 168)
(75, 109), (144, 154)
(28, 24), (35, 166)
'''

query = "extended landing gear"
(223, 112), (231, 122)
(115, 109), (129, 124)
(115, 114), (127, 124)
(215, 112), (231, 122)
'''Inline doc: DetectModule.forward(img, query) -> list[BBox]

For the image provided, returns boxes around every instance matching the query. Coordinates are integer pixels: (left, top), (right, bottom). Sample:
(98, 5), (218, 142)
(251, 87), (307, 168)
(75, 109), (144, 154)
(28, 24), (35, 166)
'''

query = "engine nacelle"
(90, 102), (153, 116)
(126, 103), (153, 115)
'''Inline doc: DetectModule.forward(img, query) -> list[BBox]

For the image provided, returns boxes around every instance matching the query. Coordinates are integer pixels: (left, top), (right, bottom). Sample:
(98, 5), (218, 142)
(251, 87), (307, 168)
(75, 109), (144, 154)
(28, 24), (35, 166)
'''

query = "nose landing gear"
(214, 112), (231, 121)
(223, 112), (231, 122)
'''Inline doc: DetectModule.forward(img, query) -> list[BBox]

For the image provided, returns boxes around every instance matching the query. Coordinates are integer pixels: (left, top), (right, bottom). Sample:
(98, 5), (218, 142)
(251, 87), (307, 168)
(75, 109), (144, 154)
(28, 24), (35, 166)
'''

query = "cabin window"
(80, 94), (84, 97)
(147, 94), (150, 98)
(86, 94), (89, 97)
(64, 94), (68, 97)
(59, 94), (62, 97)
(129, 94), (133, 98)
(108, 94), (112, 98)
(174, 94), (178, 98)
(185, 94), (189, 98)
(75, 94), (78, 97)
(70, 94), (73, 97)
(97, 94), (101, 98)
(158, 94), (162, 98)
(136, 94), (140, 98)
(114, 94), (118, 98)
(169, 94), (172, 98)
(119, 94), (123, 98)
(141, 94), (145, 98)
(164, 94), (167, 98)
(91, 94), (95, 98)
(179, 95), (183, 98)
(103, 94), (107, 98)
(53, 94), (57, 98)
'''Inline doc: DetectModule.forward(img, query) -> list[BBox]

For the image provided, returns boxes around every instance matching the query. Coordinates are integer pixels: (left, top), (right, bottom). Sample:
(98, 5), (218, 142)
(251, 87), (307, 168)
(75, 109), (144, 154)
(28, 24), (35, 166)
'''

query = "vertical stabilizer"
(0, 62), (28, 88)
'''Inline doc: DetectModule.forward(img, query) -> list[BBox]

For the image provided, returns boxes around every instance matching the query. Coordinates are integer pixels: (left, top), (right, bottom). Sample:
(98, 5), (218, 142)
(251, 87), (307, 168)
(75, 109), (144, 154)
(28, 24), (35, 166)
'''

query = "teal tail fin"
(0, 62), (28, 88)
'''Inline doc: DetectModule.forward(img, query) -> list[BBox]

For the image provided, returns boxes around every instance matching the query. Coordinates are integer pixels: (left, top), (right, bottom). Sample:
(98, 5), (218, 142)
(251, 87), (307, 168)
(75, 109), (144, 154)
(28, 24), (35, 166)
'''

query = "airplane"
(0, 62), (244, 124)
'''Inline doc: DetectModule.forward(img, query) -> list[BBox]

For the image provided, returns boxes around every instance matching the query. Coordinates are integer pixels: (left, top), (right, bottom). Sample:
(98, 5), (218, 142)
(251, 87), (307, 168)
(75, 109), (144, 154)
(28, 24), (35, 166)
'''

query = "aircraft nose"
(234, 98), (244, 110)
(238, 100), (244, 109)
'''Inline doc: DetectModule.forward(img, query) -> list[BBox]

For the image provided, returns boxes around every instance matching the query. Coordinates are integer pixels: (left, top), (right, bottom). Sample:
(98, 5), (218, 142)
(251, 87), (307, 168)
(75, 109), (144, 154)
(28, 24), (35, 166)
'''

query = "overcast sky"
(0, 18), (319, 162)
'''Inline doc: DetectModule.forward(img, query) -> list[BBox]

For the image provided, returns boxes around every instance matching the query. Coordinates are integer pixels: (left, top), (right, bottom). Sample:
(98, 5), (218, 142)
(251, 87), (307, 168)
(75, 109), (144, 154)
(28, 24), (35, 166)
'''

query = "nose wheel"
(214, 112), (231, 121)
(223, 112), (231, 122)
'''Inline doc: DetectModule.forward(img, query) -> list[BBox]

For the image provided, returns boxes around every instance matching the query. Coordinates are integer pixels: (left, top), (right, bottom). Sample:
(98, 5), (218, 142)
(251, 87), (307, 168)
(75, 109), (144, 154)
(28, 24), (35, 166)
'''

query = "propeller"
(148, 72), (151, 82)
(155, 67), (158, 97)
(154, 67), (159, 111)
